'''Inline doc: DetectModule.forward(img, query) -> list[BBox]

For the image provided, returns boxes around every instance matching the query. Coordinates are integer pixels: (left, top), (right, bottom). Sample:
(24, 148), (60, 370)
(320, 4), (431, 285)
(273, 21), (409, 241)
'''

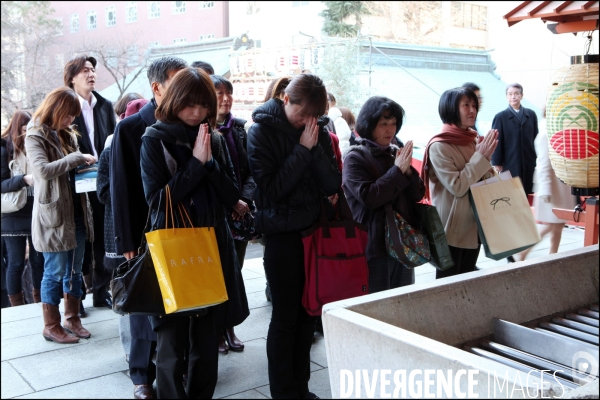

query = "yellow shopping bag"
(145, 186), (228, 314)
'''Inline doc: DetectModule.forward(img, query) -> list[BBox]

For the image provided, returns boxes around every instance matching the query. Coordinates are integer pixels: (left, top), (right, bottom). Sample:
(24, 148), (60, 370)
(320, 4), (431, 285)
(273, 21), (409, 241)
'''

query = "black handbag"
(110, 196), (165, 316)
(415, 204), (454, 271)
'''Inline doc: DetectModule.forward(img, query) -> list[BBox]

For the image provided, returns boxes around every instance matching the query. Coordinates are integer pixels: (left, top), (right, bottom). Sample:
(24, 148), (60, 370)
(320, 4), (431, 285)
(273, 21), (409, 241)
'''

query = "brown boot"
(8, 291), (25, 307)
(42, 303), (79, 344)
(62, 293), (91, 339)
(32, 288), (41, 303)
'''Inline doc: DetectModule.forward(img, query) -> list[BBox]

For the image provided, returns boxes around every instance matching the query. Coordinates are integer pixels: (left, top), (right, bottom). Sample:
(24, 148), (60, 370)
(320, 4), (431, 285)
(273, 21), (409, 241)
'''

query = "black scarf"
(144, 120), (225, 227)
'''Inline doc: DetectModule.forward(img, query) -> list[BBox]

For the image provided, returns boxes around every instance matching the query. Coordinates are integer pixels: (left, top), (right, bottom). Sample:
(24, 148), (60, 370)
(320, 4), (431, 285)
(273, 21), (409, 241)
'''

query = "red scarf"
(421, 124), (478, 201)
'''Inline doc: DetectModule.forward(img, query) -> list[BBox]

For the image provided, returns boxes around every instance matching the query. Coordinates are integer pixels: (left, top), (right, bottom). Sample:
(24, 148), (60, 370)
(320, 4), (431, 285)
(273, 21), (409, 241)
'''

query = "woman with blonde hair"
(1, 110), (45, 306)
(25, 87), (97, 344)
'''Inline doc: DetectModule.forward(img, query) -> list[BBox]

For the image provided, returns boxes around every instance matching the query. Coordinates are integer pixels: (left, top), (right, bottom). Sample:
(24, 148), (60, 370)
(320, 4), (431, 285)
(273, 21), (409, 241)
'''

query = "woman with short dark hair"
(140, 66), (248, 398)
(421, 87), (498, 278)
(210, 74), (256, 354)
(343, 96), (424, 293)
(247, 73), (341, 399)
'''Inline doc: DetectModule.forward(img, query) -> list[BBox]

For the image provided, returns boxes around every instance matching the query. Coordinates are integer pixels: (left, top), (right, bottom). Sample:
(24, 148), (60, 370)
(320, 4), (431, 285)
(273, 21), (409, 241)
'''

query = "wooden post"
(584, 197), (599, 247)
(552, 196), (599, 246)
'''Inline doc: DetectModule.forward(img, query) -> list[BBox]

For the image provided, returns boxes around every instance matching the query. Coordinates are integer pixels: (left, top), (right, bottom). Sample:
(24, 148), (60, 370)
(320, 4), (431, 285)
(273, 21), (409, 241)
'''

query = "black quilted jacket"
(247, 99), (341, 234)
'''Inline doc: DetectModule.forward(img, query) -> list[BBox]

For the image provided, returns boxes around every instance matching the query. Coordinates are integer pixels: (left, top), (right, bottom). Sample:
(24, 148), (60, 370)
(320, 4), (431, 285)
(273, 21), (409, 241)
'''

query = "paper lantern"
(546, 62), (599, 189)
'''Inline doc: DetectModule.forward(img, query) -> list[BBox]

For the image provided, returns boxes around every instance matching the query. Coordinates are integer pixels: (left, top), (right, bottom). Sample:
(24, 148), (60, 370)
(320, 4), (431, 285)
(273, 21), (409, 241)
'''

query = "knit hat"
(121, 99), (150, 120)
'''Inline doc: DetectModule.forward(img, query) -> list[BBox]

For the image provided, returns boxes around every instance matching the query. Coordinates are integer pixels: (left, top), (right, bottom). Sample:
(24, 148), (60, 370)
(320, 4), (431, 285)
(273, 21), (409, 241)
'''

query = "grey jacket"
(25, 123), (94, 253)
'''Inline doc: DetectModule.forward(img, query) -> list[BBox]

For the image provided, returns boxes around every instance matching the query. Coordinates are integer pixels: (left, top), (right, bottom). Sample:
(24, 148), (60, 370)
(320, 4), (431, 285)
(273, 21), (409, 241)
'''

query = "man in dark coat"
(64, 55), (116, 310)
(491, 83), (538, 195)
(109, 56), (188, 400)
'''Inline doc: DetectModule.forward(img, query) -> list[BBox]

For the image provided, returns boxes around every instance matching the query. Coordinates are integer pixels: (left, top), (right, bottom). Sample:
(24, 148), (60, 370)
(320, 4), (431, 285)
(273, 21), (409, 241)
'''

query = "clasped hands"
(395, 140), (413, 175)
(477, 129), (499, 163)
(193, 123), (212, 164)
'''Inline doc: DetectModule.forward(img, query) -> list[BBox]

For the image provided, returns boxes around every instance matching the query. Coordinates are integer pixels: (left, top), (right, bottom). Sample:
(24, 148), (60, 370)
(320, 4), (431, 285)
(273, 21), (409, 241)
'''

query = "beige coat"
(25, 124), (94, 253)
(428, 141), (492, 249)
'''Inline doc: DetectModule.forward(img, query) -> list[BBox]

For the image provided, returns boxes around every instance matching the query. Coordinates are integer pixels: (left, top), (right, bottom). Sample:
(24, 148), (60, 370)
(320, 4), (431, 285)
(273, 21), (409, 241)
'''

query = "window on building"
(199, 34), (215, 41)
(87, 11), (97, 30)
(127, 45), (139, 66)
(148, 1), (160, 19)
(173, 38), (187, 45)
(451, 2), (487, 31)
(126, 2), (137, 23)
(106, 6), (116, 27)
(292, 1), (309, 7)
(172, 1), (186, 14)
(70, 14), (79, 33)
(200, 1), (214, 9)
(148, 41), (161, 48)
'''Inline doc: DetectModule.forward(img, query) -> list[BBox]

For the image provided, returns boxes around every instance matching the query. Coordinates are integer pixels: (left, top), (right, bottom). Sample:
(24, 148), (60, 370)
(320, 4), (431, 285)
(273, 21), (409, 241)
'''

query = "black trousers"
(263, 232), (315, 399)
(155, 310), (218, 399)
(130, 338), (157, 385)
(82, 192), (111, 304)
(436, 245), (481, 279)
(3, 235), (44, 294)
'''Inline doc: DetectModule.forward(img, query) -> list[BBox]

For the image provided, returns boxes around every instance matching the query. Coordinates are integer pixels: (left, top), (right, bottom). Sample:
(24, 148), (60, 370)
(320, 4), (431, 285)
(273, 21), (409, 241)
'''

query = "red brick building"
(49, 1), (229, 91)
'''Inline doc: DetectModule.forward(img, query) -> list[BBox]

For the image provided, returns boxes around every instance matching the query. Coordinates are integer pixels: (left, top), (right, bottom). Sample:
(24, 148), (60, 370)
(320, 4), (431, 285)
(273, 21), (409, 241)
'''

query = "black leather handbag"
(110, 197), (165, 316)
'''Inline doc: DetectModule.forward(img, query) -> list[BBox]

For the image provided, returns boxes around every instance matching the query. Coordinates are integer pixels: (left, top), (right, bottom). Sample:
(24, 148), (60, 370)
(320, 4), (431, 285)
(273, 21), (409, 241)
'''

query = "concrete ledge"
(322, 245), (599, 398)
(324, 245), (599, 346)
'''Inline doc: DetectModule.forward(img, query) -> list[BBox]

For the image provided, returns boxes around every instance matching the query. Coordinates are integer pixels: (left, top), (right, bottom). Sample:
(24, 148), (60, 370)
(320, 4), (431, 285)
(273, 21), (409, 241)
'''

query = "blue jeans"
(41, 217), (86, 306)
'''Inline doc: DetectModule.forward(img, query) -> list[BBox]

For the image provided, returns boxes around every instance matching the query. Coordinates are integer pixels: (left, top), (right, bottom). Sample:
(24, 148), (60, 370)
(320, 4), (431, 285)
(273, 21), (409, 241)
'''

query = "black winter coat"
(109, 101), (157, 341)
(96, 142), (125, 271)
(110, 101), (156, 255)
(140, 120), (249, 331)
(229, 117), (256, 203)
(342, 139), (425, 261)
(1, 139), (34, 235)
(491, 106), (538, 194)
(247, 99), (341, 234)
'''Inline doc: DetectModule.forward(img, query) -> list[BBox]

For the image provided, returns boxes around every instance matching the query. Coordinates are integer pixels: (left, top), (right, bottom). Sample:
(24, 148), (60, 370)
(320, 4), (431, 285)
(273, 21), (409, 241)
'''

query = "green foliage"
(318, 40), (370, 114)
(320, 1), (368, 38)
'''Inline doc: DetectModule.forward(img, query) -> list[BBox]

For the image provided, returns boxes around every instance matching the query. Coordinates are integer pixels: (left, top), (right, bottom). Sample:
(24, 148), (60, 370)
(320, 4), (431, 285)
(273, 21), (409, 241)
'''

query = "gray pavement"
(1, 226), (586, 399)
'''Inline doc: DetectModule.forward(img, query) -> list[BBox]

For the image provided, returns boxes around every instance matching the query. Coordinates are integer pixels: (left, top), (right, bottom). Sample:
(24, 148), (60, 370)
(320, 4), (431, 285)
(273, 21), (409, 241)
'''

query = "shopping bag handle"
(177, 203), (195, 230)
(137, 190), (163, 255)
(164, 185), (175, 232)
(481, 167), (502, 186)
(163, 185), (197, 233)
